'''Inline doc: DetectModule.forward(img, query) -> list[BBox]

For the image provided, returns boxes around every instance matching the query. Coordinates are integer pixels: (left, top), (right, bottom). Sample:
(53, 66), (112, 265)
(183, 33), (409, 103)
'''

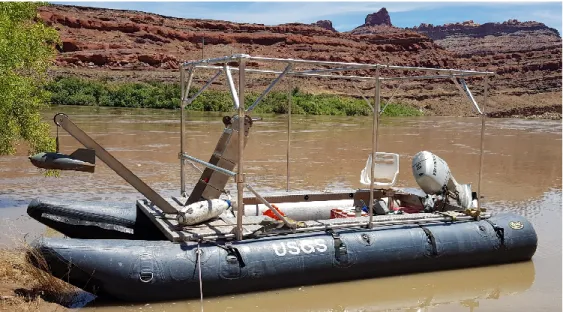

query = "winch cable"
(188, 160), (204, 174)
(196, 241), (204, 312)
(55, 123), (60, 153)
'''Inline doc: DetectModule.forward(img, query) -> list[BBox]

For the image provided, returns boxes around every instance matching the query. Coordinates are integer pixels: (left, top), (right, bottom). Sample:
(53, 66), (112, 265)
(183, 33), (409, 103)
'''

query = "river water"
(0, 106), (561, 311)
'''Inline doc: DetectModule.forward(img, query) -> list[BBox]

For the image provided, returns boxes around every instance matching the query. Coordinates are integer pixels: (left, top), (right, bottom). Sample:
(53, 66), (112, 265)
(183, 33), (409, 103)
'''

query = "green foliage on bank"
(45, 77), (423, 117)
(0, 2), (59, 155)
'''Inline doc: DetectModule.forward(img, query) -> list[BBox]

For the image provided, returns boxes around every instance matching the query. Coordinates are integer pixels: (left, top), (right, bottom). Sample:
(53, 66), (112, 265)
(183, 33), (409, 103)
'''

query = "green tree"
(0, 2), (59, 155)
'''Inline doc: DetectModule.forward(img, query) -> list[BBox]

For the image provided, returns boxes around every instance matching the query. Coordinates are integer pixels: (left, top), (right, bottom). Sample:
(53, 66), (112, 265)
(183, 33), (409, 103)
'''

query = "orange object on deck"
(263, 204), (286, 220)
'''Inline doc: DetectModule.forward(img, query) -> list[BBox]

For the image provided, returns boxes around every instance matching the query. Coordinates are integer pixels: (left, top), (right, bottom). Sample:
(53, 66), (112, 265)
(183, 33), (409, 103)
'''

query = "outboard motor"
(412, 151), (473, 209)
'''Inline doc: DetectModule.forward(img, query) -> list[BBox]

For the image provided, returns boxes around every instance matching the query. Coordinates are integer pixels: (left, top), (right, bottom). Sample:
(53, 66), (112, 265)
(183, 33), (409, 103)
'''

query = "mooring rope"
(196, 241), (204, 312)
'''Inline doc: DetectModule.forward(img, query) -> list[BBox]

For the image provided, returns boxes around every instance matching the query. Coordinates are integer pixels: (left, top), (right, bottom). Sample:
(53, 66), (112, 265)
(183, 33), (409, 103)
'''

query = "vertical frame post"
(477, 76), (488, 210)
(180, 66), (185, 197)
(236, 58), (246, 240)
(180, 66), (194, 197)
(368, 67), (380, 228)
(286, 76), (292, 192)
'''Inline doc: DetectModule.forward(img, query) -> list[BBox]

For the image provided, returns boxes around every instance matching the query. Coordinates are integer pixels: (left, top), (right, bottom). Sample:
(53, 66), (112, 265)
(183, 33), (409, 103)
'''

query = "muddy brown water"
(0, 106), (561, 311)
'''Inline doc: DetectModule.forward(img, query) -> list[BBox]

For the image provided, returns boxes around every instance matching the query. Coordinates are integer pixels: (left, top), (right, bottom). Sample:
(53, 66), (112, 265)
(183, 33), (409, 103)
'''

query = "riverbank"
(0, 245), (93, 311)
(0, 249), (64, 311)
(45, 76), (423, 117)
(48, 68), (562, 120)
(0, 215), (93, 311)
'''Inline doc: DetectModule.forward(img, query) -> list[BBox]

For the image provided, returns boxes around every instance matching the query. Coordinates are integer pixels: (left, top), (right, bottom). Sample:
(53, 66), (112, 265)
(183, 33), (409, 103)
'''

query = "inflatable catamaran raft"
(27, 55), (537, 302)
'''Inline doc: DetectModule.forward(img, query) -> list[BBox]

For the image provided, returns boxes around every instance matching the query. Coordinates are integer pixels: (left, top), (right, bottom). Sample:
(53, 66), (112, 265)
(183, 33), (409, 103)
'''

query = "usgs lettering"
(272, 239), (328, 256)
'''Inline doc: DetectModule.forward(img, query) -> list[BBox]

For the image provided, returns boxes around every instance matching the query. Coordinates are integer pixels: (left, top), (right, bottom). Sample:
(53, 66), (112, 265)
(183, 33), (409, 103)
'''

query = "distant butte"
(349, 8), (407, 35)
(363, 8), (392, 27)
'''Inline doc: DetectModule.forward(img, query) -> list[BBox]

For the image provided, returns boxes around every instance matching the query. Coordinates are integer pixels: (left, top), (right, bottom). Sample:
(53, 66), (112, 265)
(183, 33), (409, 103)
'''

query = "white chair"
(360, 152), (400, 188)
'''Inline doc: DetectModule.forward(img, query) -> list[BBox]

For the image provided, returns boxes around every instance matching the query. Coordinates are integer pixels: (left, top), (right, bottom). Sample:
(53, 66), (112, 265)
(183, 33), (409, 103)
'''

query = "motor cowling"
(411, 151), (473, 209)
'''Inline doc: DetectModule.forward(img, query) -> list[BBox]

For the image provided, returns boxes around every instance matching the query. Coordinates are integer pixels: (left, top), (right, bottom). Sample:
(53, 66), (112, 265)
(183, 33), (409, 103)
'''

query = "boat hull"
(27, 198), (165, 240)
(31, 212), (537, 302)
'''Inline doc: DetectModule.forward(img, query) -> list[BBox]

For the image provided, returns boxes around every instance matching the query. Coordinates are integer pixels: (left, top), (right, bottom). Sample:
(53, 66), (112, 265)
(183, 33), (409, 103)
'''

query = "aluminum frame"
(179, 54), (494, 240)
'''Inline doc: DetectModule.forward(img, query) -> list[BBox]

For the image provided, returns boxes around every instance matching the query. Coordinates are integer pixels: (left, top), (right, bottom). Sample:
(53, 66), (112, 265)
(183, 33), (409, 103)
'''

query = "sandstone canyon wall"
(39, 5), (561, 118)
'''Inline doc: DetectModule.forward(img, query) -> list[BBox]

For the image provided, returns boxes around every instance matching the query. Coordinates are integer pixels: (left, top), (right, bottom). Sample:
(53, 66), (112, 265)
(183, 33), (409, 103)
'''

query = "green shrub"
(45, 77), (422, 117)
(0, 2), (60, 155)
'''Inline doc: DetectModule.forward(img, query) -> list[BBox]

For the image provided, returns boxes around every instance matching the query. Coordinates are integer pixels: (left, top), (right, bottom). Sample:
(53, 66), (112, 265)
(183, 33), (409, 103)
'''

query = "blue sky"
(51, 2), (562, 34)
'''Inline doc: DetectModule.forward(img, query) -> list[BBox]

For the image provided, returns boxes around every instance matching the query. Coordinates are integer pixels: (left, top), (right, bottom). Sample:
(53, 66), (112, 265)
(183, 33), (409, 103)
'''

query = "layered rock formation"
(411, 19), (562, 115)
(38, 4), (561, 118)
(39, 5), (450, 70)
(412, 19), (560, 41)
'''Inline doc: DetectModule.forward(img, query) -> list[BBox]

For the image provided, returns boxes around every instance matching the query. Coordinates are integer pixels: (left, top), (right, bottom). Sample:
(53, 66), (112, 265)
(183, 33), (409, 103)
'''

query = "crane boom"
(53, 113), (178, 214)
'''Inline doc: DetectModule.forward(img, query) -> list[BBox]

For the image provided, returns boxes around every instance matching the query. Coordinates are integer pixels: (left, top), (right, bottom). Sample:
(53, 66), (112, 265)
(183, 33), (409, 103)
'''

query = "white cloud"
(59, 2), (436, 25)
(193, 2), (436, 25)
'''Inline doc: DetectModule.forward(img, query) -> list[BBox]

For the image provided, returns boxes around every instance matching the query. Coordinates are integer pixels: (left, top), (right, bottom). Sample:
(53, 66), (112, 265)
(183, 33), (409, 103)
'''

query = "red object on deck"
(263, 204), (286, 220)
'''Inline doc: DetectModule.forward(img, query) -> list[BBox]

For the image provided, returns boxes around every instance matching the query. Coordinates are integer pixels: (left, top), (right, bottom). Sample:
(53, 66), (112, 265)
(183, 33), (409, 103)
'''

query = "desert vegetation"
(45, 76), (423, 117)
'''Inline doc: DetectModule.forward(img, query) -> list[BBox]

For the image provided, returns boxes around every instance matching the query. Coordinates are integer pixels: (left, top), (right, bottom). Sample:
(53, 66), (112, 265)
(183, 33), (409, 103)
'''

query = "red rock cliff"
(39, 4), (450, 71)
(411, 19), (562, 94)
(37, 5), (562, 117)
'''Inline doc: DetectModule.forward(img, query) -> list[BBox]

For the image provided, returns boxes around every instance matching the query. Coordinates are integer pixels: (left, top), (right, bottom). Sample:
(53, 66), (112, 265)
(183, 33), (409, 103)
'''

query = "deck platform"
(137, 192), (488, 242)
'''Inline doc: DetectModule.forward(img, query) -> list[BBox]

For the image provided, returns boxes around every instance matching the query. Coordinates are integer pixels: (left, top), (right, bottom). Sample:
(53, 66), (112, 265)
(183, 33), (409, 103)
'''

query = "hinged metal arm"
(54, 113), (178, 214)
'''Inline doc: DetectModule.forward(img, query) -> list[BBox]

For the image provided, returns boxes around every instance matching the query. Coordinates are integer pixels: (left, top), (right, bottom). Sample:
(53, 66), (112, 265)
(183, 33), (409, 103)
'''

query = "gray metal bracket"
(327, 229), (347, 257)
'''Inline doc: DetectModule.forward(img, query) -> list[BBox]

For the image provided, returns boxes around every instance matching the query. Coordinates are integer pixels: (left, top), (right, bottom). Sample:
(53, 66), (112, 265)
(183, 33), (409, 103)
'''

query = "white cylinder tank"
(177, 199), (231, 226)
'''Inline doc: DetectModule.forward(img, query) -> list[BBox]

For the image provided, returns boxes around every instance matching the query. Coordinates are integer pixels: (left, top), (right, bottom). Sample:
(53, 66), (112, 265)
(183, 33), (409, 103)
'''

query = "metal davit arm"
(54, 113), (178, 214)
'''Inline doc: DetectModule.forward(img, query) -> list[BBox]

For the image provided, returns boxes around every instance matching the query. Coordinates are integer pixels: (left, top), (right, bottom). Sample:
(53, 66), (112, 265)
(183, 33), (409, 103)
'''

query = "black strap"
(201, 239), (246, 267)
(55, 126), (60, 153)
(224, 242), (246, 268)
(484, 219), (505, 248)
(419, 225), (438, 257)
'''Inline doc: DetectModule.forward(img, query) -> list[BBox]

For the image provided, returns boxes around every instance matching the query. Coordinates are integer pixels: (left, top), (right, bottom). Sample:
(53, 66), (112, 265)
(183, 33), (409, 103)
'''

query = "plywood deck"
(137, 199), (269, 242)
(137, 194), (487, 243)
